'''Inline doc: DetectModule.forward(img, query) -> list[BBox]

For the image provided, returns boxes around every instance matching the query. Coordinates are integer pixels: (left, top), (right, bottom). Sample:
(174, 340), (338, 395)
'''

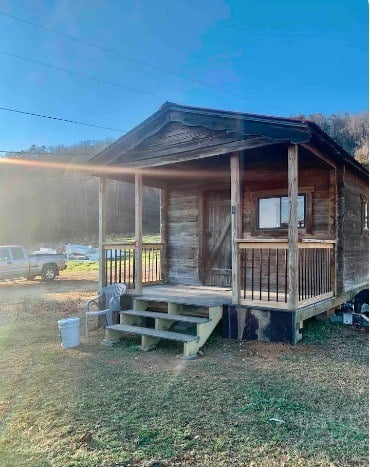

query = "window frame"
(361, 195), (369, 234)
(257, 194), (306, 230)
(250, 186), (314, 236)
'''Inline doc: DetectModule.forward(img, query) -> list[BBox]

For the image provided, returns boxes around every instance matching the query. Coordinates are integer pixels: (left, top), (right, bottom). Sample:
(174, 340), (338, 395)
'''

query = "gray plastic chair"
(84, 283), (127, 337)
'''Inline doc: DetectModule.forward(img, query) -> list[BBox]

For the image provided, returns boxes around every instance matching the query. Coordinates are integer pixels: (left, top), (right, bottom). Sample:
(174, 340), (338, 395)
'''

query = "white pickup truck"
(0, 245), (66, 281)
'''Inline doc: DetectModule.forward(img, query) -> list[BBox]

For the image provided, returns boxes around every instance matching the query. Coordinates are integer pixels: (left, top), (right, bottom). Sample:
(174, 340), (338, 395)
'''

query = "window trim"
(257, 194), (306, 230)
(250, 186), (314, 236)
(361, 194), (369, 234)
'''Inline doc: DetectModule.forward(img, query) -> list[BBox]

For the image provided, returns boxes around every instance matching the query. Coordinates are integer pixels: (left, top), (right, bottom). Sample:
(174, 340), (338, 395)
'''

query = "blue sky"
(0, 0), (368, 151)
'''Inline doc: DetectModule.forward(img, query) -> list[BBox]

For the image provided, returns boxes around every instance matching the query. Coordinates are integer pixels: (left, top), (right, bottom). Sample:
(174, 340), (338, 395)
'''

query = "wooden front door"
(201, 190), (232, 287)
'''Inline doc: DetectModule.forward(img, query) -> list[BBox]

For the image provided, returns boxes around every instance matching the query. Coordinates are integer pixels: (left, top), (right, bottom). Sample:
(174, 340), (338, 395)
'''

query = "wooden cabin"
(90, 103), (368, 356)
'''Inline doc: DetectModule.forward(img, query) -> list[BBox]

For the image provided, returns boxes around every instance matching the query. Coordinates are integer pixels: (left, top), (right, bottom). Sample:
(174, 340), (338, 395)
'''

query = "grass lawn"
(0, 292), (368, 466)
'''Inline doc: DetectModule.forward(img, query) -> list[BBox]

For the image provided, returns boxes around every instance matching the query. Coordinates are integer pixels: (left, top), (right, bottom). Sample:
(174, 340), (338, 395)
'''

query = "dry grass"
(0, 282), (368, 466)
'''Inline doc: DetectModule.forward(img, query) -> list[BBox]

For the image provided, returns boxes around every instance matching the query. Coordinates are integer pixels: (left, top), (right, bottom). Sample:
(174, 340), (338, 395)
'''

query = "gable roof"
(90, 102), (368, 178)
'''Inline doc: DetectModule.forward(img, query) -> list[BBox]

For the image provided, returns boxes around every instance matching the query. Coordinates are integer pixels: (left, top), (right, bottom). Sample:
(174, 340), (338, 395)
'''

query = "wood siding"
(166, 153), (337, 288)
(167, 189), (200, 285)
(342, 168), (369, 292)
(242, 166), (331, 239)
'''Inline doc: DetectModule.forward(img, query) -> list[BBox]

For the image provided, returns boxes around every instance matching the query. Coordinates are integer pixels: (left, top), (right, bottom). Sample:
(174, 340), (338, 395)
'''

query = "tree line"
(0, 140), (160, 246)
(0, 112), (367, 247)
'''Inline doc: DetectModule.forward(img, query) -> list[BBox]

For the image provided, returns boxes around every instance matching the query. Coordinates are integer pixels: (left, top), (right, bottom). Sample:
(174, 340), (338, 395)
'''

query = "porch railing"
(103, 242), (163, 288)
(238, 239), (335, 309)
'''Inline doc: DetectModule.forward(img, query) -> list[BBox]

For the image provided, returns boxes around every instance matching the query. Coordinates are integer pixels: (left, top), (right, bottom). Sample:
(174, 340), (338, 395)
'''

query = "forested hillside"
(0, 112), (367, 246)
(300, 112), (368, 168)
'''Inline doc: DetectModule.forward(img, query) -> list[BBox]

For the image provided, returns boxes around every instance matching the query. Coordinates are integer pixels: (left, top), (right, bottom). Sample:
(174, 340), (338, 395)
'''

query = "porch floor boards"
(131, 284), (232, 307)
(128, 284), (328, 310)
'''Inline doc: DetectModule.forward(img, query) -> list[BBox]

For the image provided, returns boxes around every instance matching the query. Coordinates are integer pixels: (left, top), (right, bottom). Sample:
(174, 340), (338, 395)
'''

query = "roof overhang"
(89, 102), (368, 181)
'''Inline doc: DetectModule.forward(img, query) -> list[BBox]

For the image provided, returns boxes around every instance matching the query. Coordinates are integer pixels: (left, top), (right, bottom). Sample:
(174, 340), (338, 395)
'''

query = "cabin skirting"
(223, 305), (297, 344)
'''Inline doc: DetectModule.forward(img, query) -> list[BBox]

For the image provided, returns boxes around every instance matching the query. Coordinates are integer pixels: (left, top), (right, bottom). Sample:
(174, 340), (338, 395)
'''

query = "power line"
(0, 150), (98, 156)
(0, 8), (268, 105)
(0, 49), (164, 101)
(0, 106), (123, 132)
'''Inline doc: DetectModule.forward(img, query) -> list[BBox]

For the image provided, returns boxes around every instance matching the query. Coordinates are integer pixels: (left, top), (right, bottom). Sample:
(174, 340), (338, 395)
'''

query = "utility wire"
(0, 106), (123, 132)
(0, 49), (164, 101)
(0, 9), (267, 105)
(0, 150), (98, 156)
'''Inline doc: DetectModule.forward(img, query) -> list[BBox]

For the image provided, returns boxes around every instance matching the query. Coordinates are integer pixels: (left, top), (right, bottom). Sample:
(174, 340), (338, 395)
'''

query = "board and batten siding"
(167, 189), (200, 285)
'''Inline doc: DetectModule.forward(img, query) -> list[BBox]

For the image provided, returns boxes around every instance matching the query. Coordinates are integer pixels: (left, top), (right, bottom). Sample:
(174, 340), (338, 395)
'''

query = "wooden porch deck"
(129, 284), (232, 307)
(128, 283), (334, 311)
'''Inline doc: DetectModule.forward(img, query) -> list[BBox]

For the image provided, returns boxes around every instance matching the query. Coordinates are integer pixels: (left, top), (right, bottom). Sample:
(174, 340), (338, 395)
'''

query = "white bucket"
(58, 317), (80, 349)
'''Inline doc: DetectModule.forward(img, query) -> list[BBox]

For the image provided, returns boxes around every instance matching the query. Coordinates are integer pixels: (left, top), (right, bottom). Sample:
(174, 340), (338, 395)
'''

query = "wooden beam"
(301, 143), (337, 169)
(336, 165), (345, 296)
(288, 145), (299, 310)
(116, 138), (281, 169)
(230, 153), (242, 304)
(134, 172), (143, 294)
(198, 190), (205, 283)
(160, 188), (168, 283)
(329, 167), (337, 295)
(98, 177), (107, 289)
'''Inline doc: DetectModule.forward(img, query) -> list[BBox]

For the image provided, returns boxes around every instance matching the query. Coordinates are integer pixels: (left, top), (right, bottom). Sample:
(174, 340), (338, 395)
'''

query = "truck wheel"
(42, 266), (57, 281)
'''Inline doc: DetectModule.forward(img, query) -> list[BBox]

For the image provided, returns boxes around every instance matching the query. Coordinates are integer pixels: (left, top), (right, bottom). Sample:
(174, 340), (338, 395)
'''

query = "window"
(361, 196), (369, 233)
(0, 248), (11, 261)
(11, 247), (24, 260)
(258, 195), (305, 229)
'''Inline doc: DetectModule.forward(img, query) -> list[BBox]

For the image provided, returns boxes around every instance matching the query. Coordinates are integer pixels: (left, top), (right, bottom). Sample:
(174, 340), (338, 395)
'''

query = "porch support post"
(98, 176), (107, 290)
(329, 167), (337, 295)
(230, 153), (242, 304)
(160, 188), (168, 283)
(134, 172), (143, 294)
(288, 144), (299, 310)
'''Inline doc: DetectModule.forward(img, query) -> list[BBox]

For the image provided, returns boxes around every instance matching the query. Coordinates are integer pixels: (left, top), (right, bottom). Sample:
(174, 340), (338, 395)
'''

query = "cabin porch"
(99, 140), (337, 315)
(97, 143), (339, 349)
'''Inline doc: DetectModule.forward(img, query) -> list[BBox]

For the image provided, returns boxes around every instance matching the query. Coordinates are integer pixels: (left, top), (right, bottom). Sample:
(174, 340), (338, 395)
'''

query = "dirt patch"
(0, 270), (98, 304)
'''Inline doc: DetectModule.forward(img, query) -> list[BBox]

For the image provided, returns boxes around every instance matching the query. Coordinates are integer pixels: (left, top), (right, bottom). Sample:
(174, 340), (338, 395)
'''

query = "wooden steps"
(106, 324), (199, 342)
(105, 297), (223, 358)
(120, 309), (210, 324)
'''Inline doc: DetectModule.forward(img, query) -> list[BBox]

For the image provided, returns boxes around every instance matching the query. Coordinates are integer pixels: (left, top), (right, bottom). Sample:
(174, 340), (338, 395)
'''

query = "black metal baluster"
(259, 249), (263, 300)
(152, 248), (154, 282)
(251, 249), (254, 300)
(114, 249), (118, 283)
(320, 249), (323, 295)
(276, 249), (279, 302)
(316, 249), (319, 296)
(298, 249), (301, 301)
(123, 249), (130, 286)
(267, 249), (271, 301)
(128, 248), (131, 287)
(309, 250), (311, 298)
(119, 249), (122, 283)
(284, 249), (288, 303)
(104, 249), (107, 286)
(243, 250), (247, 299)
